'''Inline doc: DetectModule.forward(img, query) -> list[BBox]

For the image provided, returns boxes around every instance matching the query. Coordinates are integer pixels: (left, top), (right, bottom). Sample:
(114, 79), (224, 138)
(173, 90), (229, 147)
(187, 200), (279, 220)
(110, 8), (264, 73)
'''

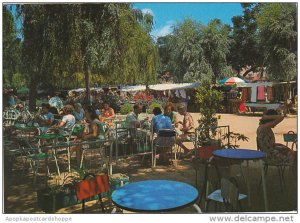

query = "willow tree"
(107, 8), (158, 85)
(17, 3), (157, 110)
(200, 19), (232, 82)
(167, 18), (214, 83)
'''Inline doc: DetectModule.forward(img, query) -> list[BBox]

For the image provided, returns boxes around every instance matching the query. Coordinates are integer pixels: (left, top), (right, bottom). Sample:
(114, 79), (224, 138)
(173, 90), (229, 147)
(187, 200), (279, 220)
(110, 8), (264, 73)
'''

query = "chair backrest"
(204, 160), (222, 192)
(75, 174), (110, 201)
(283, 131), (297, 143)
(71, 124), (85, 136)
(158, 129), (176, 137)
(221, 178), (239, 211)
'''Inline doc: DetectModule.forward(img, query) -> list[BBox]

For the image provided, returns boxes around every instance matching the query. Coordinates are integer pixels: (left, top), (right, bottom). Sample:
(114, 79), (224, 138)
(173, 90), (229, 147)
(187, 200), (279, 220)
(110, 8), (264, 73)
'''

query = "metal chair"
(283, 131), (297, 151)
(203, 160), (247, 212)
(220, 178), (247, 212)
(152, 128), (176, 166)
(79, 122), (110, 171)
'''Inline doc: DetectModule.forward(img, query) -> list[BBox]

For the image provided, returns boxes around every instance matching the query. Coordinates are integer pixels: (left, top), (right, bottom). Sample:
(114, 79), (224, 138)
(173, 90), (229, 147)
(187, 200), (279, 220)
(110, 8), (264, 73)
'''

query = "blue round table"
(213, 149), (266, 160)
(111, 180), (200, 212)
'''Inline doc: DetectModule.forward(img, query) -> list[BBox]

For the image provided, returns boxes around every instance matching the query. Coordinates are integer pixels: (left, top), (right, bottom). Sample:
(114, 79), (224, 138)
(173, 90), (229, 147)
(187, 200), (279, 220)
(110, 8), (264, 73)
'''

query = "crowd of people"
(4, 86), (296, 167)
(28, 94), (197, 166)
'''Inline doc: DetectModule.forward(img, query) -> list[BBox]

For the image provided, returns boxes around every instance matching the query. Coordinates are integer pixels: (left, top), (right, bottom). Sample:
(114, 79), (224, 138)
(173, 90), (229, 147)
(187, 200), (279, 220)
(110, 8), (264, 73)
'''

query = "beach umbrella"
(219, 77), (229, 84)
(224, 77), (245, 85)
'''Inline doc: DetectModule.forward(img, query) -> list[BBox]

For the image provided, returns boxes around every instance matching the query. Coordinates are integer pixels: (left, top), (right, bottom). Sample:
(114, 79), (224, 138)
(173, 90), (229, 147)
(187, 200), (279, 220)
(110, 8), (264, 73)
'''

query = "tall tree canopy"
(3, 6), (22, 88)
(229, 3), (261, 75)
(199, 19), (232, 82)
(157, 18), (232, 83)
(16, 3), (158, 110)
(256, 3), (297, 81)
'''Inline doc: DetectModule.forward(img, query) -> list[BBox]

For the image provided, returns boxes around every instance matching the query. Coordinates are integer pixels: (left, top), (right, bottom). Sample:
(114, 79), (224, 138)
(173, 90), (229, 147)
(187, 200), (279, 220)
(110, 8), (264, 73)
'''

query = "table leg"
(193, 203), (202, 213)
(67, 147), (71, 172)
(259, 159), (269, 211)
(109, 140), (113, 175)
(241, 161), (251, 207)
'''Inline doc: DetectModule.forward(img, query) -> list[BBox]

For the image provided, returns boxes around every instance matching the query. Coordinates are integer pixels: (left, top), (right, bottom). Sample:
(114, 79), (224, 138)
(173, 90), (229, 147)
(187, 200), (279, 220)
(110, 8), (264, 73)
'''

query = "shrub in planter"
(120, 103), (133, 115)
(36, 170), (86, 213)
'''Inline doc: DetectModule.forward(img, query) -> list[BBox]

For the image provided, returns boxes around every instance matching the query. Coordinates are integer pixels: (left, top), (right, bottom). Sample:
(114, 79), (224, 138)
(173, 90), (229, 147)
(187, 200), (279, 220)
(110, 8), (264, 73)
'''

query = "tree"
(256, 3), (297, 82)
(3, 5), (22, 88)
(199, 19), (232, 82)
(166, 18), (214, 83)
(17, 4), (158, 110)
(157, 18), (232, 84)
(229, 3), (262, 76)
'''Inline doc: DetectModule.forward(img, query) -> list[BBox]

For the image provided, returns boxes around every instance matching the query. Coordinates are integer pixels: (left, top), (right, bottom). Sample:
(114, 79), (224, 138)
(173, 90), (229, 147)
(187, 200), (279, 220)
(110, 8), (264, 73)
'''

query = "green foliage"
(120, 103), (133, 115)
(12, 73), (27, 89)
(200, 19), (232, 82)
(196, 81), (223, 139)
(158, 18), (231, 84)
(15, 3), (158, 109)
(222, 132), (249, 149)
(3, 6), (22, 86)
(256, 3), (297, 81)
(229, 3), (261, 73)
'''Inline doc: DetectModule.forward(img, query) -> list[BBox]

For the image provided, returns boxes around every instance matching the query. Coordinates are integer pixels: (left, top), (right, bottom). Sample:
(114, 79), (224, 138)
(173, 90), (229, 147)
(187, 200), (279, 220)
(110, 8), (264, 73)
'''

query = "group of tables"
(111, 148), (269, 213)
(4, 122), (270, 213)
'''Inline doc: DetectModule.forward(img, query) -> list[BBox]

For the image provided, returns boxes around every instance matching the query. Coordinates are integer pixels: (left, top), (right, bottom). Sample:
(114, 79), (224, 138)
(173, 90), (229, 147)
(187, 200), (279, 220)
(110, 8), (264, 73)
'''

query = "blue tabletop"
(213, 149), (266, 160)
(111, 180), (199, 212)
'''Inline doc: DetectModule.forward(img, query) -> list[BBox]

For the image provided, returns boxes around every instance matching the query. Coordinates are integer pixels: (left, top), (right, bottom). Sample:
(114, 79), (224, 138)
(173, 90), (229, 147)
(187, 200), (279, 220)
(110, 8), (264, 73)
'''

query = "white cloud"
(152, 20), (175, 39)
(141, 8), (154, 16)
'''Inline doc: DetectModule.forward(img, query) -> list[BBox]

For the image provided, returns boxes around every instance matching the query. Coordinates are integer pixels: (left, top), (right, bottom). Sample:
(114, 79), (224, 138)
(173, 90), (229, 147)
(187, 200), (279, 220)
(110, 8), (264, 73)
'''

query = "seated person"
(257, 109), (296, 165)
(58, 104), (76, 132)
(151, 107), (173, 164)
(151, 107), (172, 134)
(82, 105), (106, 140)
(126, 104), (148, 133)
(35, 103), (54, 133)
(125, 104), (149, 150)
(73, 103), (85, 122)
(99, 101), (115, 124)
(176, 104), (195, 154)
(164, 102), (178, 125)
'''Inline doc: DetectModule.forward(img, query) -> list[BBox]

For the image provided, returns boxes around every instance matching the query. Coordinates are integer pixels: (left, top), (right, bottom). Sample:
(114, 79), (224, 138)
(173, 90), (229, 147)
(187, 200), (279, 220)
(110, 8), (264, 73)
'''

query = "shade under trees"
(15, 3), (158, 110)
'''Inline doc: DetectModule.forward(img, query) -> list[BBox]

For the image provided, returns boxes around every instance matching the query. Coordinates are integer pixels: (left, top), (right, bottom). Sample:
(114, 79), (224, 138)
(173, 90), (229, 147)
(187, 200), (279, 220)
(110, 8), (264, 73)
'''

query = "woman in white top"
(58, 104), (76, 131)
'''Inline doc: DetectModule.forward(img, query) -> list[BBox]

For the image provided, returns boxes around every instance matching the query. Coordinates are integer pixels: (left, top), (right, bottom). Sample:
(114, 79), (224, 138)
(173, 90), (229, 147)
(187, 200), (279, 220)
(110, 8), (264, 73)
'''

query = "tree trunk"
(29, 76), (37, 112)
(284, 82), (290, 115)
(84, 63), (90, 104)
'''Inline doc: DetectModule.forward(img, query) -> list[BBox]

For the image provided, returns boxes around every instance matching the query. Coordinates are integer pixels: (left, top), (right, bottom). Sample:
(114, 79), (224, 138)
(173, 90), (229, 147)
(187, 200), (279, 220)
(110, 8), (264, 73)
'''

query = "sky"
(133, 2), (244, 39)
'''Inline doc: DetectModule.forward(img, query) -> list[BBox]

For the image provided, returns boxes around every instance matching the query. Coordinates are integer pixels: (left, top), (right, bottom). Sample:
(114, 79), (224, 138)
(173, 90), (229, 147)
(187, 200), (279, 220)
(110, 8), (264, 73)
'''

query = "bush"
(120, 103), (133, 115)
